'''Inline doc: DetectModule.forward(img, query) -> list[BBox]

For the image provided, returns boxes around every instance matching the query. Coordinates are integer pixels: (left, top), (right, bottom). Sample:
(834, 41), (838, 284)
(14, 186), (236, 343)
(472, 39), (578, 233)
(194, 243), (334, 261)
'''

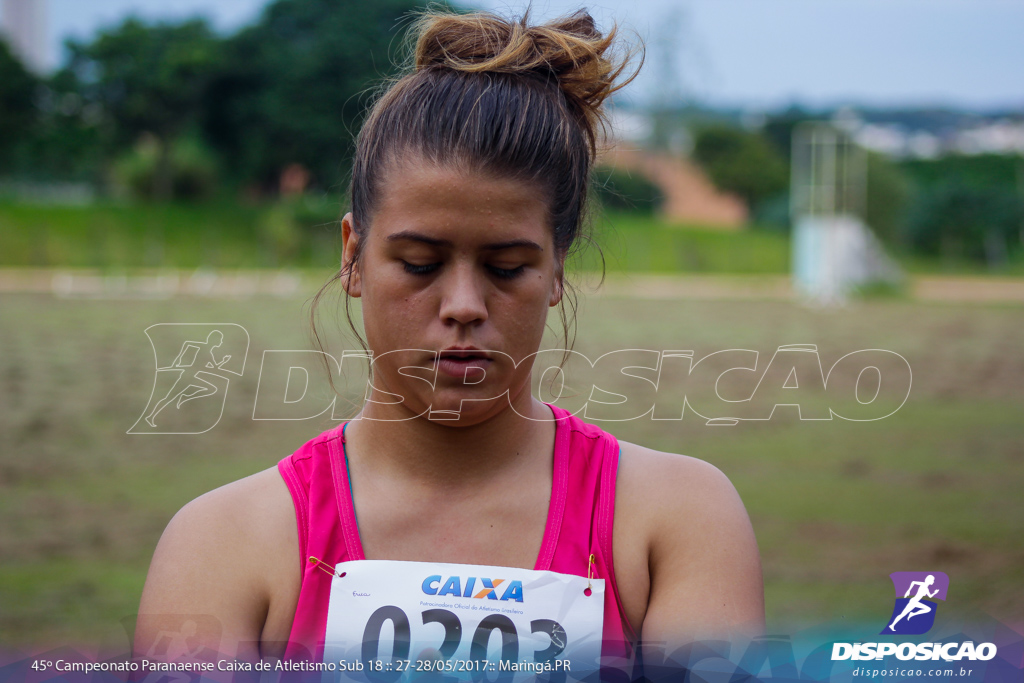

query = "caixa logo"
(422, 575), (524, 603)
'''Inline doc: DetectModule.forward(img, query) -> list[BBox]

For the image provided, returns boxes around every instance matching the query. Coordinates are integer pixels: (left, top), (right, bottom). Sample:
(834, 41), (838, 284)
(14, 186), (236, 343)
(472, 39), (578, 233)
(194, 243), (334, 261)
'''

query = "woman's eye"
(402, 261), (440, 276)
(487, 265), (526, 280)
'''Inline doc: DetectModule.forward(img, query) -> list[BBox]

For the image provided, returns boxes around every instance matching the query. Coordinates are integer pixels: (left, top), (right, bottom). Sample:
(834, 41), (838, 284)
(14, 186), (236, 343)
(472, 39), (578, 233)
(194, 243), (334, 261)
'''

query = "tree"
(0, 39), (39, 172)
(901, 153), (1023, 191)
(205, 0), (431, 191)
(907, 182), (1023, 266)
(900, 153), (1024, 265)
(761, 106), (813, 162)
(66, 18), (222, 199)
(865, 152), (912, 245)
(690, 124), (789, 212)
(592, 166), (665, 214)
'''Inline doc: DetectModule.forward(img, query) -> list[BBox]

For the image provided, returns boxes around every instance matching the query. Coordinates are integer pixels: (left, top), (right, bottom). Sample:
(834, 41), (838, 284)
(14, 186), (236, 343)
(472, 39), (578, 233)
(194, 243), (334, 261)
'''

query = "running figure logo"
(881, 571), (949, 635)
(129, 324), (249, 434)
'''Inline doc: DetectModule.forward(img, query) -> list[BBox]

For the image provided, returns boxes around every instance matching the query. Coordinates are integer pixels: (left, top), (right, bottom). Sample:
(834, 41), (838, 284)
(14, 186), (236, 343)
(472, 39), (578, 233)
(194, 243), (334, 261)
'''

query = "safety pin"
(309, 556), (346, 578)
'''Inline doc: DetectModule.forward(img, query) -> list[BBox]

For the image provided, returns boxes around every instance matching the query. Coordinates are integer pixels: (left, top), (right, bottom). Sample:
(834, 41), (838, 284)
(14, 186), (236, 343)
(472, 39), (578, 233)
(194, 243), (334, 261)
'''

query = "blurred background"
(0, 0), (1021, 650)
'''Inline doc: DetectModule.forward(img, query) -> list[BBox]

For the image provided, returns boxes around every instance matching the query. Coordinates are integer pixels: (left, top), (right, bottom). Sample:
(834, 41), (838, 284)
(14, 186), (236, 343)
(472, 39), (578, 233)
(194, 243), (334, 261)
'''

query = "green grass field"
(1, 289), (1021, 648)
(0, 200), (342, 270)
(6, 199), (1024, 276)
(0, 201), (793, 274)
(580, 211), (791, 274)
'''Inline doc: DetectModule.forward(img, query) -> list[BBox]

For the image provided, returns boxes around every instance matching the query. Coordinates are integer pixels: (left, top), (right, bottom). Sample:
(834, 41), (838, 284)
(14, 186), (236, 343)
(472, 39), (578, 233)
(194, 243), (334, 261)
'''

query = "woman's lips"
(432, 352), (493, 379)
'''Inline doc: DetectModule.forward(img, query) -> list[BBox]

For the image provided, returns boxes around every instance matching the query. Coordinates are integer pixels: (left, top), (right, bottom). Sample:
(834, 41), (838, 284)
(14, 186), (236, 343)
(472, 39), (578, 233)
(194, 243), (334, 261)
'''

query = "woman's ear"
(549, 260), (564, 307)
(341, 212), (362, 297)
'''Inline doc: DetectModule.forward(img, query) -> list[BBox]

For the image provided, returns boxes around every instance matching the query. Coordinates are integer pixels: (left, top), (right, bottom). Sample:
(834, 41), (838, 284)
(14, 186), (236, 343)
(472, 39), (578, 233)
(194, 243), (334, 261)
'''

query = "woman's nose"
(438, 262), (489, 326)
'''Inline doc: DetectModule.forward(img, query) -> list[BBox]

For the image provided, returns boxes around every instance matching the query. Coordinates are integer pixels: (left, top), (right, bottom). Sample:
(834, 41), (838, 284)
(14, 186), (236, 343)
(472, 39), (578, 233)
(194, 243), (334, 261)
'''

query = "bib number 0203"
(360, 605), (567, 683)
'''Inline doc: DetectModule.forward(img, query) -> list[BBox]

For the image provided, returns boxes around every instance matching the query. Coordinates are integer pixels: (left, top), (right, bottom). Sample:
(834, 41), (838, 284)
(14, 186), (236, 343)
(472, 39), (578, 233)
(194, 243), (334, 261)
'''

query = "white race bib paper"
(321, 559), (605, 682)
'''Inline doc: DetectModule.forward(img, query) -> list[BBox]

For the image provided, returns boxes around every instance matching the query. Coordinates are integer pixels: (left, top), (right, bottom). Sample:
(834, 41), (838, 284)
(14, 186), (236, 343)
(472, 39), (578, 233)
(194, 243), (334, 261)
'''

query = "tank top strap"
(277, 421), (353, 660)
(329, 421), (365, 560)
(533, 403), (571, 570)
(543, 403), (638, 651)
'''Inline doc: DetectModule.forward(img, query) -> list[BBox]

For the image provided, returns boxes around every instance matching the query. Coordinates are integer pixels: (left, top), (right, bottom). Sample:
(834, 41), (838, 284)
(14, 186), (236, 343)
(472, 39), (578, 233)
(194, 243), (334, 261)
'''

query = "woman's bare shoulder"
(136, 466), (299, 658)
(613, 439), (764, 643)
(148, 465), (298, 588)
(615, 440), (746, 519)
(167, 466), (295, 537)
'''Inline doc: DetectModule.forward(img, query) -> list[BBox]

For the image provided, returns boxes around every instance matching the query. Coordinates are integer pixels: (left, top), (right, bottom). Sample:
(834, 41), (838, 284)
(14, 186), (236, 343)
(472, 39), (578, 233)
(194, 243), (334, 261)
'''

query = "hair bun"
(413, 9), (638, 139)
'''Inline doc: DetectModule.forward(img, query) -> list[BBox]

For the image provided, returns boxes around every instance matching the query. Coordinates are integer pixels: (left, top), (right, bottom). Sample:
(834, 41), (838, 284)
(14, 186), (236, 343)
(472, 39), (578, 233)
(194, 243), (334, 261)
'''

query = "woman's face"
(342, 158), (563, 424)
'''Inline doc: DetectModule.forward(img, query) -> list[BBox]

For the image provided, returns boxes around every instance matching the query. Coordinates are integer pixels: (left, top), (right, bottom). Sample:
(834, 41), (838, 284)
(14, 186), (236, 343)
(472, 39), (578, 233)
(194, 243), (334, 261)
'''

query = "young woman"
(136, 8), (763, 673)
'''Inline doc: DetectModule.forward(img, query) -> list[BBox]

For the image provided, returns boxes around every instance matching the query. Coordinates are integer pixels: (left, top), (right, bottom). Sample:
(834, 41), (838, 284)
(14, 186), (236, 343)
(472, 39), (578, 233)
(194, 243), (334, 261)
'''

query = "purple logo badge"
(881, 571), (949, 635)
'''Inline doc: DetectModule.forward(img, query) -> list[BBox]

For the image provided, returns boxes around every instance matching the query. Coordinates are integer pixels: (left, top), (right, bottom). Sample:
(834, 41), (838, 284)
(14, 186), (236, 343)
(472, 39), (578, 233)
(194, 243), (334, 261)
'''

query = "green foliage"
(865, 152), (913, 245)
(750, 193), (790, 231)
(259, 202), (304, 264)
(760, 107), (813, 161)
(0, 39), (39, 171)
(65, 17), (223, 199)
(205, 0), (429, 189)
(906, 183), (1023, 265)
(258, 196), (344, 266)
(901, 153), (1022, 190)
(691, 124), (789, 211)
(112, 134), (220, 201)
(67, 18), (222, 148)
(19, 68), (107, 182)
(4, 0), (445, 194)
(592, 166), (664, 214)
(899, 153), (1024, 266)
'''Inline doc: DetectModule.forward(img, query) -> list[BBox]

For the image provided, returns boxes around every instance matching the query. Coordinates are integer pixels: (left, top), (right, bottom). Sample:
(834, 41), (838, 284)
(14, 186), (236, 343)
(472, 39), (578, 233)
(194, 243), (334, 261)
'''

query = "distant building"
(1, 0), (48, 74)
(832, 107), (1024, 158)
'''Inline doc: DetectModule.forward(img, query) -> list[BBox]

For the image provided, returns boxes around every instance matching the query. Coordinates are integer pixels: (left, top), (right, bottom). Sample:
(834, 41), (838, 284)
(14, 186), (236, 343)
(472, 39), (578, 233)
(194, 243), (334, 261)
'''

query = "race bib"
(321, 559), (604, 682)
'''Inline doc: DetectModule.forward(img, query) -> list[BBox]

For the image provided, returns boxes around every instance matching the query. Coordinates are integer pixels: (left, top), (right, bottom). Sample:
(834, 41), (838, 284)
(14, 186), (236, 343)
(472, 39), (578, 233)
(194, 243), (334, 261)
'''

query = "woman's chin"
(422, 392), (510, 426)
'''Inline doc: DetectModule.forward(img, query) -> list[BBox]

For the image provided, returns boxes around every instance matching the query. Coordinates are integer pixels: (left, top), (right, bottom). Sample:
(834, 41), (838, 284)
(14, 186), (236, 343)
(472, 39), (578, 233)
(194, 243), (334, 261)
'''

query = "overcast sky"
(28, 0), (1024, 110)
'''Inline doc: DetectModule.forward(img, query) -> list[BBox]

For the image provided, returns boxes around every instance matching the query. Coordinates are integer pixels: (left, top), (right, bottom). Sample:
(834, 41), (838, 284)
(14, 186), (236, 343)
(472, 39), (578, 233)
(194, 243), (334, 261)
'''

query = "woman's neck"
(343, 389), (557, 490)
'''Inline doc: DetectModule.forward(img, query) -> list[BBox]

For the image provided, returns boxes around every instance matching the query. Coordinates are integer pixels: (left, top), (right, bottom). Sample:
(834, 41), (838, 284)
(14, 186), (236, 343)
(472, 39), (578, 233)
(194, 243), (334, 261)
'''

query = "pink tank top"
(276, 403), (637, 662)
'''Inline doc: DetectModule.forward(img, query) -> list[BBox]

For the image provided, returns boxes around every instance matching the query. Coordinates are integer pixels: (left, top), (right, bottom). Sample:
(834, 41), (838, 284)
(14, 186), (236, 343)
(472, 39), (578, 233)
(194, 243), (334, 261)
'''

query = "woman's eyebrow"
(386, 230), (450, 247)
(481, 239), (543, 252)
(386, 231), (543, 251)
